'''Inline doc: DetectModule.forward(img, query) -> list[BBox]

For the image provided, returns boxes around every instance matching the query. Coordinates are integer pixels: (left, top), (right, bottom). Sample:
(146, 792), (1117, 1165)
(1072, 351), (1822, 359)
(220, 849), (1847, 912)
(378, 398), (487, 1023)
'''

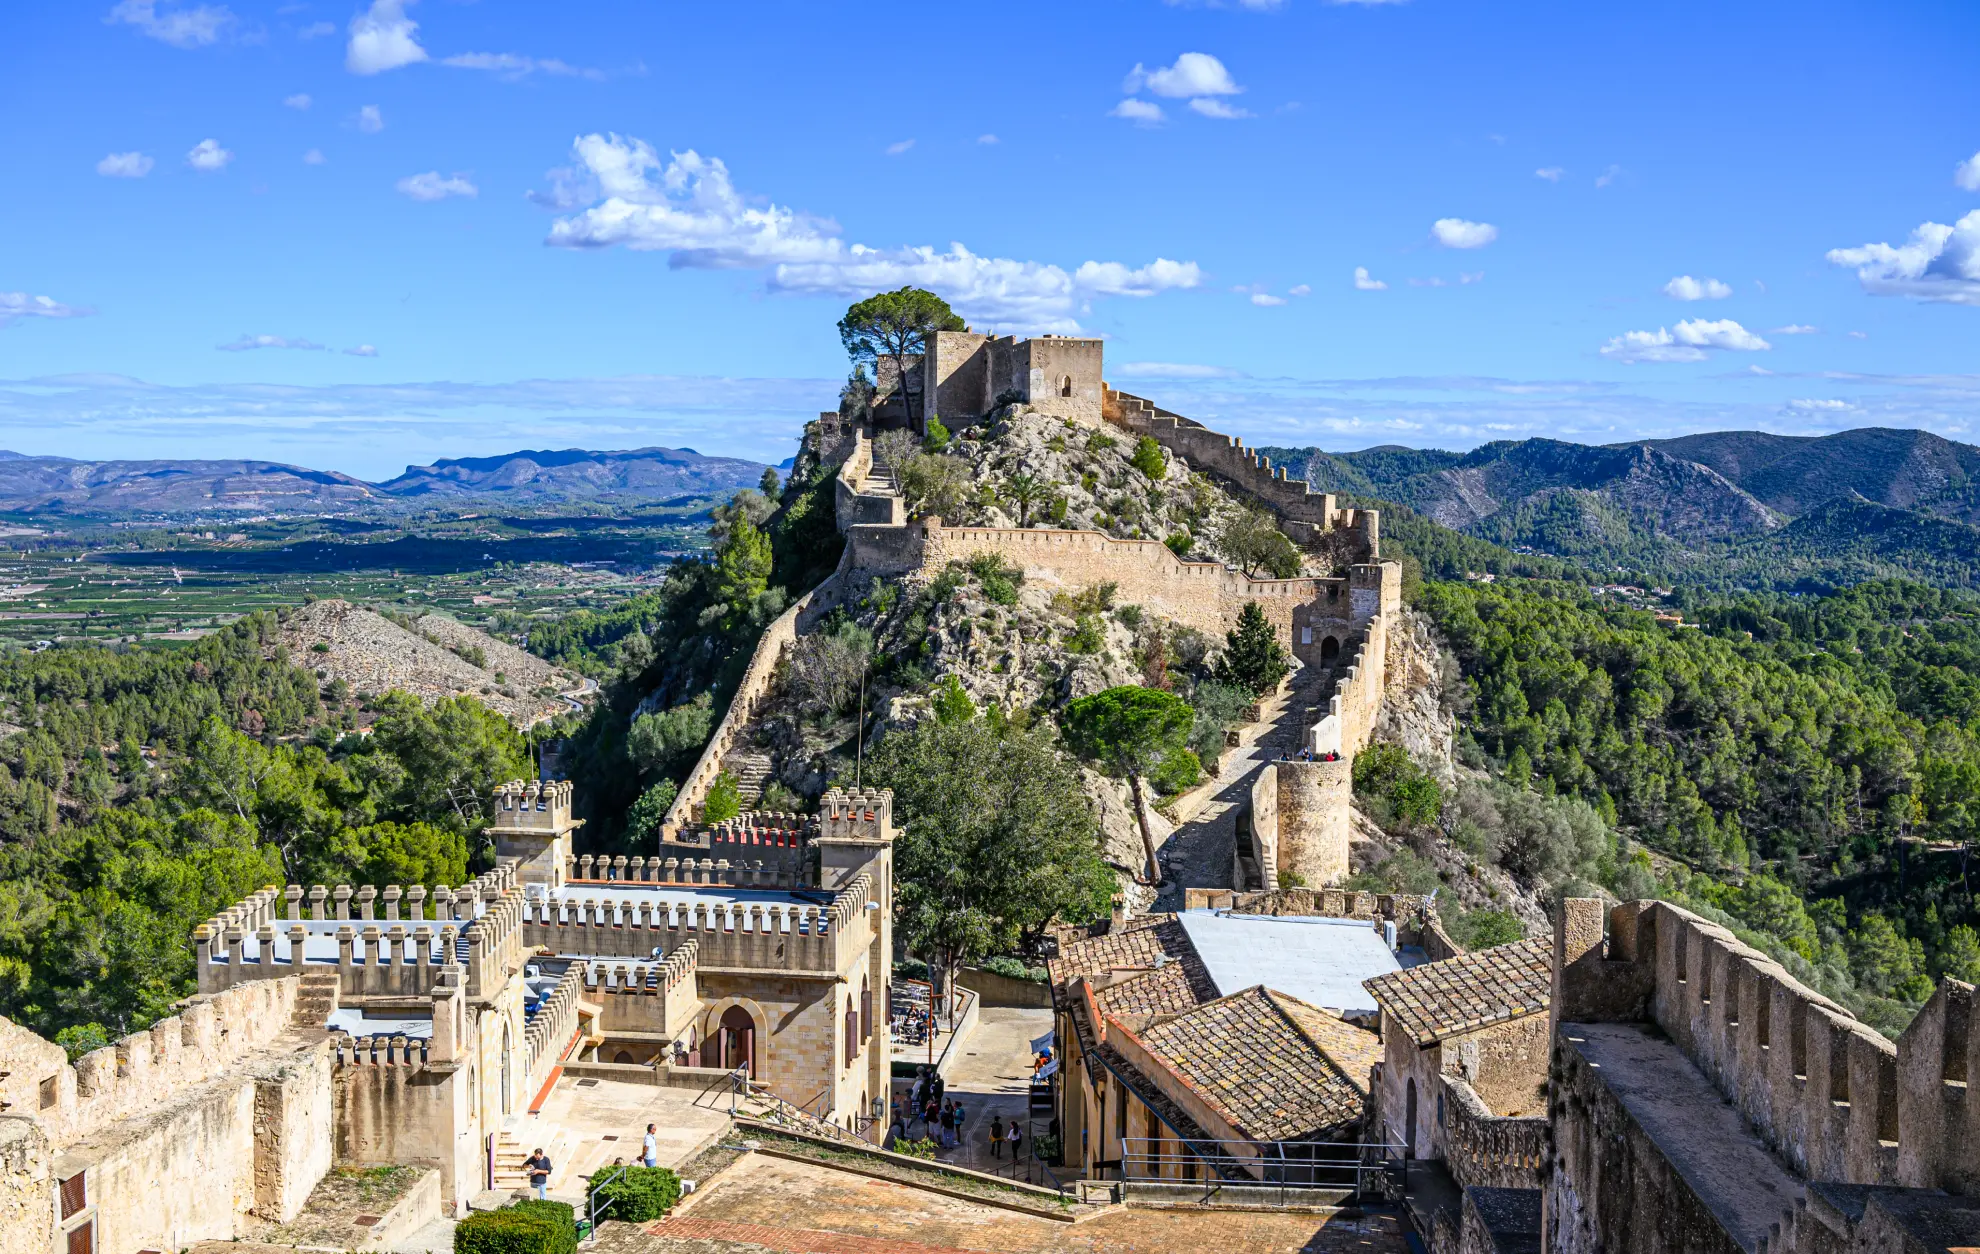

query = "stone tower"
(488, 779), (581, 887)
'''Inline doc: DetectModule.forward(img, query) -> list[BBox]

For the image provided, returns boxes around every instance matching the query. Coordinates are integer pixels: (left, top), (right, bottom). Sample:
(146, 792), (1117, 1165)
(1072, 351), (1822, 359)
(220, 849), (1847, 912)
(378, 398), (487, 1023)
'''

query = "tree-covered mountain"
(1260, 426), (1980, 589)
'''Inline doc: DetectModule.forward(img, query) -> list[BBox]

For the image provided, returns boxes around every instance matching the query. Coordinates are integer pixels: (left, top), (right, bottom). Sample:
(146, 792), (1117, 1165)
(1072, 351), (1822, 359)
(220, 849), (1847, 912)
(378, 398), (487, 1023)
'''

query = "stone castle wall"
(1106, 388), (1379, 563)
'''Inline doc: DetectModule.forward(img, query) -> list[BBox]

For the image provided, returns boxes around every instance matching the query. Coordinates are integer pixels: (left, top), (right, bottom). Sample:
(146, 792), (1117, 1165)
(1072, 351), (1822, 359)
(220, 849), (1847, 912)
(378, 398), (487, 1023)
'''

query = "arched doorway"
(718, 1006), (755, 1077)
(1321, 635), (1340, 661)
(614, 1050), (635, 1064)
(1404, 1078), (1417, 1159)
(1059, 374), (1073, 397)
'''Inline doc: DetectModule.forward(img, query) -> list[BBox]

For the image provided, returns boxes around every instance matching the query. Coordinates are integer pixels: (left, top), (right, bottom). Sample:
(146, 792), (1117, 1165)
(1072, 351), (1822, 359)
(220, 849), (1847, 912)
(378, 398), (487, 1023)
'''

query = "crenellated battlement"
(194, 862), (524, 1001)
(491, 779), (576, 832)
(818, 788), (893, 842)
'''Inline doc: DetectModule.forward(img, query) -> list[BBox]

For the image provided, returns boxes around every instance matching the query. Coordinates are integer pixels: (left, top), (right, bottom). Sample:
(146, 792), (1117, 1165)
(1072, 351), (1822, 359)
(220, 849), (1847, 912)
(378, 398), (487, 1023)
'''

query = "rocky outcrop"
(1372, 606), (1457, 783)
(278, 600), (576, 726)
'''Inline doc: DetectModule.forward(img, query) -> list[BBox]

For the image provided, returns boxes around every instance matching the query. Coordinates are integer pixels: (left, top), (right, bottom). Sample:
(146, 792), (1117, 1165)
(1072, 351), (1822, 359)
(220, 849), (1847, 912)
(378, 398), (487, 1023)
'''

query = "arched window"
(860, 976), (872, 1048)
(844, 995), (858, 1064)
(1059, 375), (1073, 397)
(615, 1050), (635, 1065)
(1321, 636), (1340, 661)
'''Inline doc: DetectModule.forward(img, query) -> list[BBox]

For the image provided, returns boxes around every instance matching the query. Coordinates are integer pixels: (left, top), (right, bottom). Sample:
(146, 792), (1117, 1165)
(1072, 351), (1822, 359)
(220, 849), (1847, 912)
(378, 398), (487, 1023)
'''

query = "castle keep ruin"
(666, 335), (1401, 894)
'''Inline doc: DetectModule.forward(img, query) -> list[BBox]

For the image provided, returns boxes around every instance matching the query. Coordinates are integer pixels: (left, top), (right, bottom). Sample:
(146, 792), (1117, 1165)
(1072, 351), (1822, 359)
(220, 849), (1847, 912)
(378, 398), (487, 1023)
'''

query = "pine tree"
(1212, 602), (1291, 696)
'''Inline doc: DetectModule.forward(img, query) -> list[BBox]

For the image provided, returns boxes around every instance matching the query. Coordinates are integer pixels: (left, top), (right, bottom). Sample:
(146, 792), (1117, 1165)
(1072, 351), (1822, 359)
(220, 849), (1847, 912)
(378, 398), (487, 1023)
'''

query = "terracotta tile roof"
(1129, 986), (1380, 1143)
(1361, 936), (1553, 1048)
(1048, 915), (1218, 1010)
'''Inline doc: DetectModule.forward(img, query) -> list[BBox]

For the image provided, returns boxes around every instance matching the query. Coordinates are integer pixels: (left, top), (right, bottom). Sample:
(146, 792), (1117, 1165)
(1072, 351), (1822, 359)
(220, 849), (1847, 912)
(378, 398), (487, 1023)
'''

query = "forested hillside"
(0, 615), (527, 1046)
(1419, 576), (1980, 1032)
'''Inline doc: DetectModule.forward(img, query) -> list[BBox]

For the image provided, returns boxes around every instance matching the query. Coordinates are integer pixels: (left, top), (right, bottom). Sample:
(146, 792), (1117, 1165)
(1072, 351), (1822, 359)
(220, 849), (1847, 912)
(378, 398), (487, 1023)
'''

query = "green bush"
(1149, 747), (1203, 796)
(702, 771), (742, 823)
(456, 1200), (576, 1254)
(891, 1136), (939, 1159)
(978, 954), (1048, 982)
(1066, 615), (1105, 654)
(1164, 530), (1193, 558)
(1130, 436), (1167, 480)
(587, 1166), (681, 1223)
(967, 553), (1023, 605)
(922, 416), (952, 452)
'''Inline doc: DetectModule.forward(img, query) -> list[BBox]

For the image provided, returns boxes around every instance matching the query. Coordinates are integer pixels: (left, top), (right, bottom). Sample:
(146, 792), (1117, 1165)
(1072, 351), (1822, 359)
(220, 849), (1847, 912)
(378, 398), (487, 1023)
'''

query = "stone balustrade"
(1439, 1073), (1547, 1190)
(521, 879), (874, 976)
(330, 1033), (430, 1067)
(562, 852), (800, 889)
(195, 863), (524, 1001)
(523, 963), (586, 1085)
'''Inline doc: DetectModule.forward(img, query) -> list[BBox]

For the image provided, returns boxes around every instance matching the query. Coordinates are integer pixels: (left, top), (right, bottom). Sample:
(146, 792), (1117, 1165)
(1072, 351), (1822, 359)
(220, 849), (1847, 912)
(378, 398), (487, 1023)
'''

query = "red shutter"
(66, 1220), (94, 1254)
(59, 1173), (86, 1220)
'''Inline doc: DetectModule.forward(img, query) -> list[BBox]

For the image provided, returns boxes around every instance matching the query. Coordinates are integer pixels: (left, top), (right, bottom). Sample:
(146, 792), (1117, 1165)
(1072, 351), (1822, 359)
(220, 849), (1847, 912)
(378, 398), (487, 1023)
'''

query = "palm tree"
(1004, 473), (1047, 527)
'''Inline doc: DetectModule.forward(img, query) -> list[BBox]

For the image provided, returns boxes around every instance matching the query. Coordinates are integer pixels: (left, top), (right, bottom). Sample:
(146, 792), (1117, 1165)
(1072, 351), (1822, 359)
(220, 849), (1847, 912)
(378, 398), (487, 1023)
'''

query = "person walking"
(922, 1094), (939, 1139)
(952, 1102), (967, 1153)
(939, 1101), (955, 1149)
(1005, 1120), (1022, 1160)
(641, 1123), (659, 1169)
(990, 1114), (1005, 1159)
(525, 1148), (552, 1200)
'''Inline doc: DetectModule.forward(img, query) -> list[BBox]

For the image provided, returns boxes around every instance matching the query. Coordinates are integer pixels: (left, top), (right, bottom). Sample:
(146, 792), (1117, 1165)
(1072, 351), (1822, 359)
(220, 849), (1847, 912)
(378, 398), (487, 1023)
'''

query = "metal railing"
(1118, 1137), (1398, 1208)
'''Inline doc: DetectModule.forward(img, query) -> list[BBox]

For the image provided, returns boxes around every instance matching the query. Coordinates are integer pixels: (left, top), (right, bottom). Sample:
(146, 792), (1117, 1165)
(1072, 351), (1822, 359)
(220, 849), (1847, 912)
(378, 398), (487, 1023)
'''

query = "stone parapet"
(1440, 1073), (1547, 1190)
(520, 885), (873, 977)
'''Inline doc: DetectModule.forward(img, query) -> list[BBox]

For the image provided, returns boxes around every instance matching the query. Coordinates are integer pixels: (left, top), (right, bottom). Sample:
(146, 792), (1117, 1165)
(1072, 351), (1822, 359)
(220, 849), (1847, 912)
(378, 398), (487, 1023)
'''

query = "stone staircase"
(722, 752), (775, 806)
(491, 1128), (579, 1194)
(290, 969), (341, 1035)
(860, 447), (900, 498)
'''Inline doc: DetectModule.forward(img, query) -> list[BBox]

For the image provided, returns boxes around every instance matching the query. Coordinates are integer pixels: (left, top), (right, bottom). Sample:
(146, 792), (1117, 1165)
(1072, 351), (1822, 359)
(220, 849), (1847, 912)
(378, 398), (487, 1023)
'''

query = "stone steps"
(291, 970), (341, 1033)
(722, 752), (775, 805)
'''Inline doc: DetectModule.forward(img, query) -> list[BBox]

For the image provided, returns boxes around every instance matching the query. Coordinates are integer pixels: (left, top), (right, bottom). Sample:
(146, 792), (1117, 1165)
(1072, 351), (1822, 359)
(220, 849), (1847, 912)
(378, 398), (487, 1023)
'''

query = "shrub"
(1446, 908), (1525, 950)
(891, 1136), (939, 1159)
(967, 553), (1023, 605)
(702, 772), (742, 824)
(1066, 615), (1105, 654)
(978, 955), (1048, 982)
(456, 1200), (576, 1254)
(1149, 747), (1203, 795)
(587, 1166), (682, 1223)
(311, 641), (331, 653)
(1164, 530), (1193, 558)
(1212, 602), (1291, 697)
(1085, 431), (1117, 454)
(1353, 743), (1444, 829)
(1130, 436), (1166, 480)
(922, 416), (952, 452)
(1047, 495), (1068, 525)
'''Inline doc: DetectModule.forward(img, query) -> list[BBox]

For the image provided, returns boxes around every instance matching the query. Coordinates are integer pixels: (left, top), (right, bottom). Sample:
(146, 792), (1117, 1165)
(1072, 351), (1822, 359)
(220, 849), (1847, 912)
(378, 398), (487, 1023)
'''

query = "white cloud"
(1250, 292), (1286, 306)
(885, 139), (915, 156)
(540, 134), (1200, 330)
(1770, 324), (1819, 335)
(284, 92), (312, 110)
(297, 20), (334, 39)
(1409, 277), (1448, 288)
(347, 0), (427, 75)
(1599, 318), (1771, 363)
(1662, 275), (1732, 301)
(107, 0), (233, 48)
(977, 134), (999, 145)
(1460, 271), (1484, 284)
(97, 151), (154, 178)
(1535, 167), (1563, 182)
(1785, 398), (1852, 412)
(303, 148), (326, 165)
(1111, 361), (1241, 380)
(439, 52), (604, 81)
(1125, 52), (1241, 98)
(218, 334), (325, 352)
(396, 171), (477, 201)
(0, 293), (94, 329)
(1352, 266), (1387, 291)
(1849, 330), (1869, 339)
(344, 344), (379, 357)
(1110, 99), (1165, 125)
(1189, 98), (1253, 120)
(1826, 209), (1980, 306)
(356, 105), (385, 133)
(186, 138), (233, 171)
(1289, 284), (1311, 297)
(1595, 164), (1622, 188)
(1431, 218), (1497, 249)
(1956, 151), (1980, 192)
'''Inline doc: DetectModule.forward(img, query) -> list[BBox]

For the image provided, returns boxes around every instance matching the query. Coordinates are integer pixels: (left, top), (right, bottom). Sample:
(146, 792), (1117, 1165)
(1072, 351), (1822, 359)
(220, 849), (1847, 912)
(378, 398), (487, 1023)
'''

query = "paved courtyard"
(609, 1153), (1407, 1254)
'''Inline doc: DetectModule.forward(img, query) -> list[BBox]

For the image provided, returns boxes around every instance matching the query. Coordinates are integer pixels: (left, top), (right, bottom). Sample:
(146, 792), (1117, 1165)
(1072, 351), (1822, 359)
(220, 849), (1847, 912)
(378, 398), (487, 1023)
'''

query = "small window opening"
(1060, 375), (1073, 397)
(40, 1074), (58, 1109)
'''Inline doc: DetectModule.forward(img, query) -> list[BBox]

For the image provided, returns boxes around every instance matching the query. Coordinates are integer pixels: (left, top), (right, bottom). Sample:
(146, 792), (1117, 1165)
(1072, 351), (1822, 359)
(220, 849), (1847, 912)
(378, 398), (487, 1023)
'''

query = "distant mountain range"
(1258, 427), (1980, 589)
(0, 446), (772, 513)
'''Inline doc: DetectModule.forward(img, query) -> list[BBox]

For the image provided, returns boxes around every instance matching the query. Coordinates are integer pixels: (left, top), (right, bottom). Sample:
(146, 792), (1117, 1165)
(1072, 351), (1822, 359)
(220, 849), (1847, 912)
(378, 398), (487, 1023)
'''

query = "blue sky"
(3, 0), (1978, 479)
